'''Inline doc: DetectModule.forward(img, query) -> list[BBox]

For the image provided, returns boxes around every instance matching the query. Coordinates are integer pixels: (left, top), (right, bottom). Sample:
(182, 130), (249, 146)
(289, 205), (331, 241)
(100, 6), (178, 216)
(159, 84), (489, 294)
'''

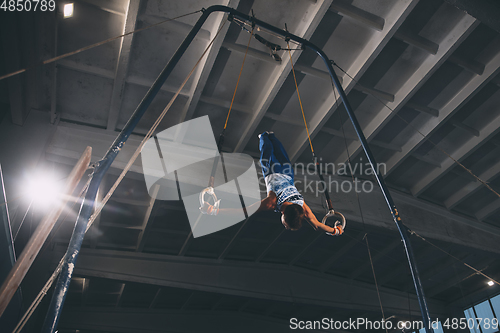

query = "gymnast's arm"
(302, 203), (343, 235)
(200, 192), (277, 216)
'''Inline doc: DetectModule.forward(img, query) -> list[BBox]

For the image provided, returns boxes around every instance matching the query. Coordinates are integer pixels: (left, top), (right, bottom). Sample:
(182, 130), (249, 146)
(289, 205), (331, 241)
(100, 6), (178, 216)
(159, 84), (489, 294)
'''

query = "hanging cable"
(408, 229), (500, 286)
(287, 42), (314, 155)
(200, 24), (254, 217)
(224, 27), (254, 131)
(286, 40), (345, 235)
(12, 200), (33, 242)
(0, 10), (203, 82)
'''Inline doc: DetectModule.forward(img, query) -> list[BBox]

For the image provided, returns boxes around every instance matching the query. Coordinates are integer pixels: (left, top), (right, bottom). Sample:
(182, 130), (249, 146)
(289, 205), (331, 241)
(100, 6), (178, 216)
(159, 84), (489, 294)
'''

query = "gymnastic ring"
(199, 187), (221, 214)
(322, 209), (346, 236)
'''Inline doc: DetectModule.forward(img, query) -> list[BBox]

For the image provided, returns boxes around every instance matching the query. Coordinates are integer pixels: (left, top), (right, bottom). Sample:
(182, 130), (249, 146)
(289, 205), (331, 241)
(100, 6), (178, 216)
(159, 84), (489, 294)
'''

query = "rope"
(365, 234), (389, 333)
(287, 43), (314, 154)
(332, 62), (500, 201)
(224, 27), (254, 130)
(12, 200), (33, 241)
(0, 10), (202, 82)
(11, 17), (227, 333)
(409, 229), (500, 286)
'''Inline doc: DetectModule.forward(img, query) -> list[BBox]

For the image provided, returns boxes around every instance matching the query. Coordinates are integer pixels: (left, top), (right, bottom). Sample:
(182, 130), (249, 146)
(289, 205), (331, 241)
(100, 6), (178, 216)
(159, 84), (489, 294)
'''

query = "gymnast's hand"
(200, 202), (218, 215)
(333, 225), (343, 236)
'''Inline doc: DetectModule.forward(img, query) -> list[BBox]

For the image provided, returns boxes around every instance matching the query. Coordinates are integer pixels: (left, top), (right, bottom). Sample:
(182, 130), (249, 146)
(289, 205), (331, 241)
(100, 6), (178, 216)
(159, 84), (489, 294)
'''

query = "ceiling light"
(64, 3), (73, 18)
(488, 281), (494, 286)
(23, 171), (63, 207)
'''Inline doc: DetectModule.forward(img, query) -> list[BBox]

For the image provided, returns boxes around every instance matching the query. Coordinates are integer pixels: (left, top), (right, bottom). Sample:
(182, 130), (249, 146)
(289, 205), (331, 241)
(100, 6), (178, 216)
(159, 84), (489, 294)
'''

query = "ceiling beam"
(56, 59), (192, 98)
(384, 50), (500, 176)
(476, 198), (500, 221)
(425, 258), (497, 297)
(58, 307), (300, 333)
(406, 102), (439, 117)
(233, 0), (335, 153)
(448, 54), (485, 76)
(294, 63), (335, 81)
(492, 75), (500, 87)
(57, 58), (115, 79)
(126, 75), (191, 96)
(354, 84), (395, 102)
(450, 119), (480, 137)
(411, 153), (442, 168)
(269, 114), (403, 151)
(106, 0), (140, 132)
(199, 95), (253, 114)
(393, 31), (439, 55)
(222, 41), (280, 65)
(284, 63), (396, 102)
(51, 247), (447, 316)
(411, 103), (500, 196)
(329, 1), (384, 31)
(139, 14), (212, 41)
(49, 13), (58, 124)
(79, 0), (127, 16)
(330, 13), (478, 168)
(288, 0), (420, 162)
(44, 122), (500, 254)
(1, 14), (26, 126)
(180, 2), (238, 123)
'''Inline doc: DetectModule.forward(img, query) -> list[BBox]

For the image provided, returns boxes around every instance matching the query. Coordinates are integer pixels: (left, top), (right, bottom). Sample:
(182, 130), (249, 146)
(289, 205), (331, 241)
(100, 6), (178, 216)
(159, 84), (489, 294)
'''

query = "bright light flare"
(24, 171), (64, 207)
(488, 281), (494, 286)
(64, 3), (74, 18)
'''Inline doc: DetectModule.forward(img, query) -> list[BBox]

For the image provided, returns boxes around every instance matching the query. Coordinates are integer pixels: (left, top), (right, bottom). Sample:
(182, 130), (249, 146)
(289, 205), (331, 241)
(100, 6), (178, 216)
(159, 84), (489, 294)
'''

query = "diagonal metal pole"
(41, 6), (434, 333)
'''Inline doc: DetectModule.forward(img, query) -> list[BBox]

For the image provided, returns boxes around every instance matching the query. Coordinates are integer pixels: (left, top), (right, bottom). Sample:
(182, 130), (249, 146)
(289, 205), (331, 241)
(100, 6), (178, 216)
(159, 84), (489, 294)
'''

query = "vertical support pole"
(317, 54), (434, 333)
(41, 8), (214, 333)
